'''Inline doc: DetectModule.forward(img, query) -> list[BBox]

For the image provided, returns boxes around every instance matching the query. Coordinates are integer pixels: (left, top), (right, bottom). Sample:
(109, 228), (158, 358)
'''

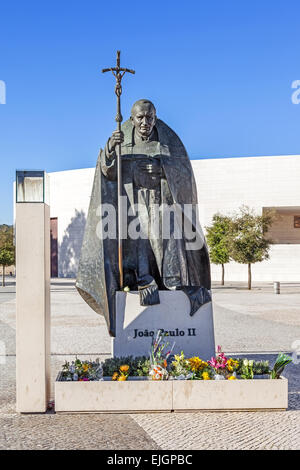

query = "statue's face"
(130, 102), (156, 139)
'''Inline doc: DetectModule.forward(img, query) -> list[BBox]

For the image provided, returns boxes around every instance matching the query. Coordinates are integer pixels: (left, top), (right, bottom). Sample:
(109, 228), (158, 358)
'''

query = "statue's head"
(130, 99), (157, 139)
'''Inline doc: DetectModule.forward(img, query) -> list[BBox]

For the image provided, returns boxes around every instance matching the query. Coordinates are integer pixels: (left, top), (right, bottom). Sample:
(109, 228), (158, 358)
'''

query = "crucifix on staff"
(102, 51), (135, 289)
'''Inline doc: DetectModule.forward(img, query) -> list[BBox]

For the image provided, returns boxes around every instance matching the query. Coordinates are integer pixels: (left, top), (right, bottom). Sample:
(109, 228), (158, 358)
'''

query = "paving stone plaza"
(0, 278), (299, 450)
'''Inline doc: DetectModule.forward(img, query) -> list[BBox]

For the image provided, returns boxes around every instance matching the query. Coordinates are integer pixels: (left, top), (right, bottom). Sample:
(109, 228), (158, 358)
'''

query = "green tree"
(206, 214), (231, 285)
(229, 206), (274, 290)
(0, 225), (15, 287)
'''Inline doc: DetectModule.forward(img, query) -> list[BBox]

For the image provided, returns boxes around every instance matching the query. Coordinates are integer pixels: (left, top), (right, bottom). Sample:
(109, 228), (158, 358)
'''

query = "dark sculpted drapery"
(76, 118), (211, 336)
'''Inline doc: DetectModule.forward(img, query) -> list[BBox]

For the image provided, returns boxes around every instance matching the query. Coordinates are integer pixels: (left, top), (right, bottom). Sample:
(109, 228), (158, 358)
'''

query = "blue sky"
(1, 0), (300, 224)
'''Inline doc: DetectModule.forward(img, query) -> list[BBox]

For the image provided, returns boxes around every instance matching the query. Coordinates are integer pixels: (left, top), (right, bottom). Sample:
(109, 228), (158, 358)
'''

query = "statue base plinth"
(112, 290), (215, 359)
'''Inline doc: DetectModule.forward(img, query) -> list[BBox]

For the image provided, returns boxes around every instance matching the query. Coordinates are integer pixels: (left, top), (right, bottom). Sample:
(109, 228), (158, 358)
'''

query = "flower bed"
(55, 335), (291, 413)
(57, 345), (287, 383)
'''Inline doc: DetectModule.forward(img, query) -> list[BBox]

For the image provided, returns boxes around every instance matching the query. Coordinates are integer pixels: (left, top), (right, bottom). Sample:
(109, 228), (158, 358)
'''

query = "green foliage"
(271, 353), (292, 379)
(102, 356), (151, 377)
(60, 358), (103, 381)
(0, 249), (15, 268)
(0, 225), (15, 264)
(252, 360), (270, 375)
(0, 225), (15, 286)
(239, 359), (254, 379)
(229, 206), (274, 265)
(236, 358), (270, 378)
(205, 214), (231, 265)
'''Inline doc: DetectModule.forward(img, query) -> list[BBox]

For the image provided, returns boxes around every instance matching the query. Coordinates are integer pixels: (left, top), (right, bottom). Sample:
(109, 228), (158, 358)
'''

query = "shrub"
(102, 356), (151, 377)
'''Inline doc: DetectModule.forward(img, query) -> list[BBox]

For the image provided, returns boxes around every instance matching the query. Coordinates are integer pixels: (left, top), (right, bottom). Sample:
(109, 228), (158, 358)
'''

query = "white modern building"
(48, 154), (300, 282)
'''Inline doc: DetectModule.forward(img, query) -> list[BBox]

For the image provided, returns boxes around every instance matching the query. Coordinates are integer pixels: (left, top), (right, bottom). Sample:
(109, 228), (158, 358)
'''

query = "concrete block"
(112, 291), (215, 359)
(55, 378), (173, 413)
(172, 376), (288, 411)
(55, 377), (288, 413)
(16, 203), (51, 413)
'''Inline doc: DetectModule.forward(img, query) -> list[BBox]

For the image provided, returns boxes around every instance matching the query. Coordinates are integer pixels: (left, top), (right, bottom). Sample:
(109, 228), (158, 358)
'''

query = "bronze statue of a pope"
(76, 99), (211, 336)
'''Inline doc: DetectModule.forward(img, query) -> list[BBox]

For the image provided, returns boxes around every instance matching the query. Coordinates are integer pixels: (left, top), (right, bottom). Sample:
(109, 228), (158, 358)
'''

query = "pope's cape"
(76, 118), (211, 337)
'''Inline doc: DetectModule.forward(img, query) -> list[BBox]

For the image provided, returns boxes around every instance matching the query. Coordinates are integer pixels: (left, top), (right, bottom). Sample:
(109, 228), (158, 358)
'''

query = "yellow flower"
(118, 375), (128, 381)
(228, 375), (237, 380)
(119, 364), (129, 373)
(227, 359), (239, 372)
(82, 363), (89, 372)
(202, 371), (210, 380)
(112, 372), (119, 381)
(188, 357), (208, 371)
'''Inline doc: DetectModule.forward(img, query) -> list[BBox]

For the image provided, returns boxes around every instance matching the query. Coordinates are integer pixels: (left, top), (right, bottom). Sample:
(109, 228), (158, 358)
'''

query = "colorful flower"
(117, 375), (128, 381)
(149, 364), (168, 380)
(188, 357), (208, 372)
(227, 358), (239, 372)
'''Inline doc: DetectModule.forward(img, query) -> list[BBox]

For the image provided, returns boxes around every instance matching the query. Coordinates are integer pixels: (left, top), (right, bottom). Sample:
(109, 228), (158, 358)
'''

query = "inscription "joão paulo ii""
(133, 328), (196, 339)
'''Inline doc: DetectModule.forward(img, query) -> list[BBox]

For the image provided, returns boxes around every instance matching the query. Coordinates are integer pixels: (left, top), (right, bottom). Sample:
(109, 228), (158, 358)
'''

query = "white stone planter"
(55, 377), (172, 413)
(172, 377), (288, 411)
(55, 376), (288, 413)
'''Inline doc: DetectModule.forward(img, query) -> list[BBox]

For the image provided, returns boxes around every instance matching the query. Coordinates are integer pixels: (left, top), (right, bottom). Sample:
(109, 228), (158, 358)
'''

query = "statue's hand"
(108, 130), (124, 152)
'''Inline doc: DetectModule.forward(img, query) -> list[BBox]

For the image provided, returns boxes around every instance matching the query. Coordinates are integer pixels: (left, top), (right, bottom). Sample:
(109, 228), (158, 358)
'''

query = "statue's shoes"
(138, 280), (160, 306)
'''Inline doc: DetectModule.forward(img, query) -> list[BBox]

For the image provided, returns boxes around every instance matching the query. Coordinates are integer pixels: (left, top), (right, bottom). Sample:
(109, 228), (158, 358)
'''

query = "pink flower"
(209, 350), (229, 371)
(208, 357), (217, 368)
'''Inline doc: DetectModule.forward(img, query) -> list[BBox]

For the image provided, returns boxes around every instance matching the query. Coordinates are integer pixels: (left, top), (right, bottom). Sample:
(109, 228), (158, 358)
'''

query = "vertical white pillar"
(16, 203), (51, 413)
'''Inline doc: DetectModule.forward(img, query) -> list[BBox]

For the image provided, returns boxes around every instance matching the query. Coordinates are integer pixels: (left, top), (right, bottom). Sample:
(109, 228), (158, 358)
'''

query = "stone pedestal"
(16, 203), (51, 413)
(112, 291), (215, 359)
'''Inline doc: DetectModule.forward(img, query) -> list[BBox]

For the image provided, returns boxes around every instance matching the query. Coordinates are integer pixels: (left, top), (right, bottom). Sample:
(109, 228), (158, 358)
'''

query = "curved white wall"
(49, 155), (300, 281)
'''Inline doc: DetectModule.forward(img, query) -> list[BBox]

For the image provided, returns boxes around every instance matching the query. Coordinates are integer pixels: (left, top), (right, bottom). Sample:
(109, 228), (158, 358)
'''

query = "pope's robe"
(76, 118), (211, 336)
